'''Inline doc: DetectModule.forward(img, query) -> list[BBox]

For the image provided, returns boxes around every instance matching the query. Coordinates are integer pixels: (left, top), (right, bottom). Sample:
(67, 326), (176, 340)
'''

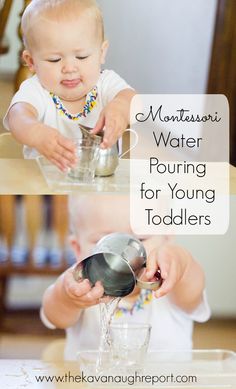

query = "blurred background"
(0, 195), (75, 359)
(0, 0), (235, 359)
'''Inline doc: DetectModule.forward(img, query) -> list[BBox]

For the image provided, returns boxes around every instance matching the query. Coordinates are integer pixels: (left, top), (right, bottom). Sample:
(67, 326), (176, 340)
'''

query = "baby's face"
(71, 195), (165, 262)
(24, 12), (107, 103)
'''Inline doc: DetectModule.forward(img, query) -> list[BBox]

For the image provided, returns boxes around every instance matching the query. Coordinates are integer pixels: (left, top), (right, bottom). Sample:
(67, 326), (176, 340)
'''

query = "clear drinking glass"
(67, 138), (99, 183)
(109, 323), (151, 371)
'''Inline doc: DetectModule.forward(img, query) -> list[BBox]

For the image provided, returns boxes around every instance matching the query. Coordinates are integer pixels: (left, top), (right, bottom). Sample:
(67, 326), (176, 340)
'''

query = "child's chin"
(128, 287), (140, 297)
(59, 91), (85, 102)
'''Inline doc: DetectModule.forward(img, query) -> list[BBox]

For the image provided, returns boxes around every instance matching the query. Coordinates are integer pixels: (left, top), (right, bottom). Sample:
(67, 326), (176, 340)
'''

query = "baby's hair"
(68, 194), (124, 236)
(21, 0), (104, 49)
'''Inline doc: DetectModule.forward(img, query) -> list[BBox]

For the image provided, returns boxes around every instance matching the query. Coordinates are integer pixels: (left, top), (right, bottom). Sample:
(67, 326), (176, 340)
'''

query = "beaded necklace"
(50, 86), (98, 121)
(115, 289), (153, 318)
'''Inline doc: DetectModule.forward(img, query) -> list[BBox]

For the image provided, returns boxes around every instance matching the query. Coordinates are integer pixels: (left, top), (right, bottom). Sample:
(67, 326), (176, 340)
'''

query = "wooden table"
(0, 159), (235, 195)
(0, 360), (84, 388)
(1, 356), (236, 388)
(0, 159), (130, 194)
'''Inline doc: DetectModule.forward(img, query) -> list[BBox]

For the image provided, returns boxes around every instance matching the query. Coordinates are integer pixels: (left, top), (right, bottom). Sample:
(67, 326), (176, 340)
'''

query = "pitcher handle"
(119, 128), (139, 159)
(73, 263), (84, 282)
(136, 269), (162, 291)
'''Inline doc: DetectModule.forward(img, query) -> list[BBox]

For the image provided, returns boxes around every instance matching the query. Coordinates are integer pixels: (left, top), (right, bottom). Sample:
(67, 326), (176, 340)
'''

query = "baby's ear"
(100, 40), (109, 64)
(69, 235), (81, 260)
(22, 50), (35, 72)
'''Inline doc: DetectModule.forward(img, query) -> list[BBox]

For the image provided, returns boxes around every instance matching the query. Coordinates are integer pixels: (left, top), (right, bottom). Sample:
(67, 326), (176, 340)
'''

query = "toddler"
(41, 195), (210, 360)
(4, 0), (135, 171)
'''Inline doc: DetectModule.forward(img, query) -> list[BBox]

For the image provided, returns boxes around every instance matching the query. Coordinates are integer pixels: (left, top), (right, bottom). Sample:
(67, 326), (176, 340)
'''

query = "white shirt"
(3, 70), (132, 158)
(41, 290), (210, 361)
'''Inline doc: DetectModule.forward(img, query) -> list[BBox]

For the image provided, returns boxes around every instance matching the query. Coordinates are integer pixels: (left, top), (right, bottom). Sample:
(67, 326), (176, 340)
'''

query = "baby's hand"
(62, 266), (105, 309)
(33, 124), (77, 171)
(145, 245), (189, 298)
(92, 99), (128, 148)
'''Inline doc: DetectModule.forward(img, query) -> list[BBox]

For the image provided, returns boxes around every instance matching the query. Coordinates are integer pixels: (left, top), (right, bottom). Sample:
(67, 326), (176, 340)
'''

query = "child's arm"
(42, 266), (105, 329)
(92, 89), (136, 148)
(146, 245), (205, 313)
(7, 102), (76, 171)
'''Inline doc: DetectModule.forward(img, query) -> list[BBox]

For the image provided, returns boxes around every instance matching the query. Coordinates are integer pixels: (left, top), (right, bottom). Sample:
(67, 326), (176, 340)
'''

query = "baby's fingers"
(68, 279), (92, 298)
(102, 121), (123, 148)
(146, 249), (159, 278)
(50, 152), (72, 172)
(92, 113), (105, 135)
(64, 270), (92, 298)
(55, 146), (77, 166)
(50, 157), (67, 172)
(147, 246), (171, 280)
(154, 279), (174, 298)
(154, 265), (176, 298)
(58, 135), (76, 153)
(82, 281), (104, 303)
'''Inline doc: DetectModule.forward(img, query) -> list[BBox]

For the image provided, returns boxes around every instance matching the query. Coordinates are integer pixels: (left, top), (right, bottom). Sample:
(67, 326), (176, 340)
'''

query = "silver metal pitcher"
(79, 124), (119, 177)
(73, 233), (162, 297)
